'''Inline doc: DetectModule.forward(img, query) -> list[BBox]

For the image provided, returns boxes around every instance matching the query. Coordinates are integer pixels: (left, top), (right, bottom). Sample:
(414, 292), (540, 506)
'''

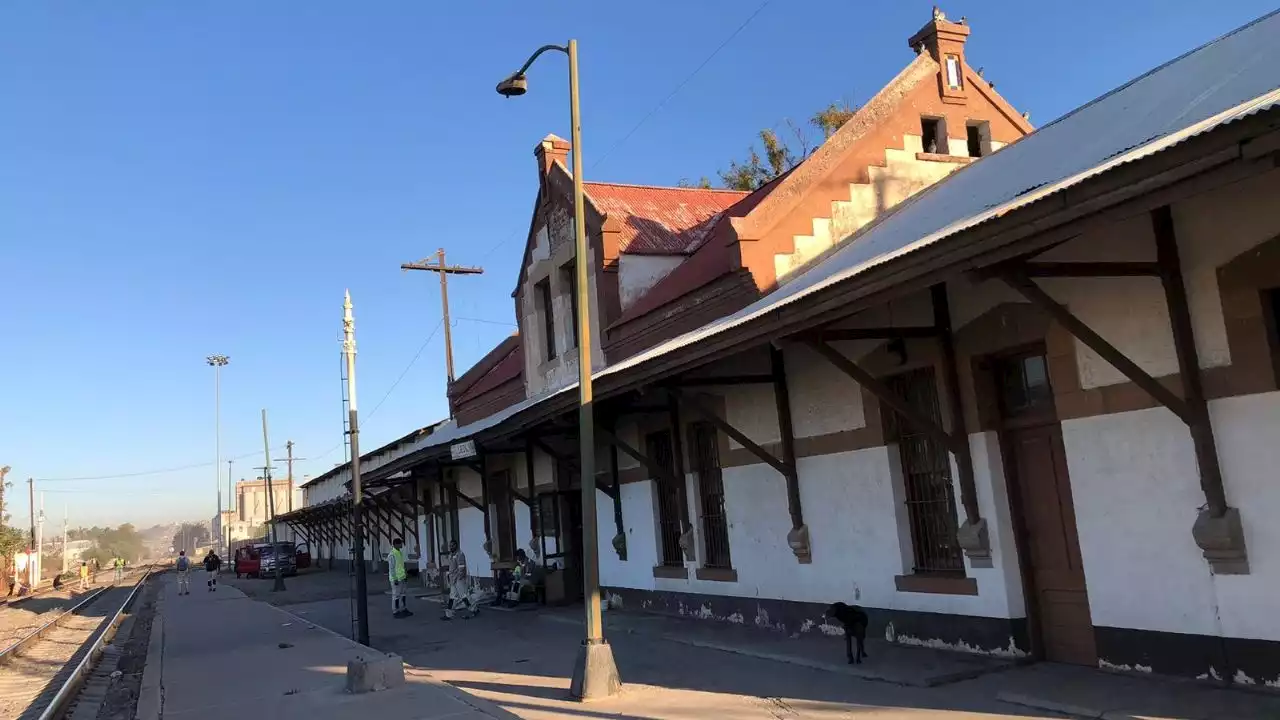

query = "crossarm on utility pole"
(401, 248), (485, 385)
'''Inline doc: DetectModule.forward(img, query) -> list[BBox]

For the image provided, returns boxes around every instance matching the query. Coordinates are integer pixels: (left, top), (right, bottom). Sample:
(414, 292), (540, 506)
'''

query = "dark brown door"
(997, 352), (1096, 666)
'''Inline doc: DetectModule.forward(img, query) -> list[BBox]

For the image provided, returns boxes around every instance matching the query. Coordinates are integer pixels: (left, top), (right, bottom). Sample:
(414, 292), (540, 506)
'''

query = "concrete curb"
(265, 602), (518, 719)
(996, 690), (1107, 718)
(134, 588), (165, 720)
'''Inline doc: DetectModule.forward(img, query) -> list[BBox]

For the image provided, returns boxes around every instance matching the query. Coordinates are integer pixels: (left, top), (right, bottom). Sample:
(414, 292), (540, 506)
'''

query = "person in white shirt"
(442, 541), (475, 620)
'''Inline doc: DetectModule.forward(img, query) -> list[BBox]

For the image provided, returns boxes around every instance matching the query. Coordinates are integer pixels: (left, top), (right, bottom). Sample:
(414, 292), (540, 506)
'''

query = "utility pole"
(260, 410), (286, 592)
(343, 291), (369, 645)
(36, 494), (44, 585)
(400, 249), (484, 387)
(207, 355), (229, 555)
(274, 441), (304, 515)
(227, 459), (235, 553)
(62, 506), (67, 575)
(27, 478), (35, 589)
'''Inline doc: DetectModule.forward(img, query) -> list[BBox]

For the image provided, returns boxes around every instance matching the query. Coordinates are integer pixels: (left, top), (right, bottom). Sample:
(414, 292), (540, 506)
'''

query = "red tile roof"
(451, 335), (523, 406)
(583, 182), (748, 255)
(608, 169), (795, 327)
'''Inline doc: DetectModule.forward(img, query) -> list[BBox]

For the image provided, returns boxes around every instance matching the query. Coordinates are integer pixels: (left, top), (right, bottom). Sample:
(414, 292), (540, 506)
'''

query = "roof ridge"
(584, 180), (748, 194)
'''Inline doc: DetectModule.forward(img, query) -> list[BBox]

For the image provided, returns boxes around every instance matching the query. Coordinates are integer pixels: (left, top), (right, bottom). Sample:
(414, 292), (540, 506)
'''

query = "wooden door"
(997, 352), (1096, 665)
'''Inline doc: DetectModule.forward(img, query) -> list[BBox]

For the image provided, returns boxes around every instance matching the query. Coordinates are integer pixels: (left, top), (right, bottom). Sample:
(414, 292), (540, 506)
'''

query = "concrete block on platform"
(345, 652), (405, 694)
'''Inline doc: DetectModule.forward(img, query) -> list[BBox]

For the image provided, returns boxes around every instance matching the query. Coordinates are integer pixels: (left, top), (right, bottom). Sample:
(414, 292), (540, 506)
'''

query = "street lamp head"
(206, 354), (230, 367)
(496, 73), (528, 97)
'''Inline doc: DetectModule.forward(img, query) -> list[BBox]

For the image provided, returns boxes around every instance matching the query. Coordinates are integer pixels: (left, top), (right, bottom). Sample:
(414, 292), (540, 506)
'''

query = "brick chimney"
(908, 6), (971, 104)
(534, 133), (572, 178)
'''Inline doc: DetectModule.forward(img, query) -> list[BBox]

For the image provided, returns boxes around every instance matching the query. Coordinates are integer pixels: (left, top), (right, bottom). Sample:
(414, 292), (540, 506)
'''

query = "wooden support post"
(608, 421), (626, 560)
(479, 453), (493, 559)
(931, 283), (989, 565)
(524, 439), (538, 546)
(1152, 205), (1247, 573)
(666, 392), (695, 561)
(771, 345), (810, 563)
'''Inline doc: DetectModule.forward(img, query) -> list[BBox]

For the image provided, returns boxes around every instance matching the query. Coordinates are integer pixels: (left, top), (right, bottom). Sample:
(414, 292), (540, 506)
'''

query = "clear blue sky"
(1, 1), (1272, 529)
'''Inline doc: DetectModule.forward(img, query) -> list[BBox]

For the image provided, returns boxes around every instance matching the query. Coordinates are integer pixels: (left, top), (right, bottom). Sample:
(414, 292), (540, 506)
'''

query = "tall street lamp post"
(496, 39), (621, 701)
(207, 354), (230, 554)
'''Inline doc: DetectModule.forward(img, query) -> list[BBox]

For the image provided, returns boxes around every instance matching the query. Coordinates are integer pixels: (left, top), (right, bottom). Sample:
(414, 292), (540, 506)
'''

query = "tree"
(171, 523), (210, 553)
(718, 101), (858, 191)
(677, 177), (713, 189)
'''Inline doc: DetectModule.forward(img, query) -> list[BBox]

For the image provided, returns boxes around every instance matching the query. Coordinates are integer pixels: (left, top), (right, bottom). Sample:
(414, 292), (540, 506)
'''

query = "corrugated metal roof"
(601, 8), (1280, 378)
(583, 182), (748, 255)
(323, 11), (1280, 484)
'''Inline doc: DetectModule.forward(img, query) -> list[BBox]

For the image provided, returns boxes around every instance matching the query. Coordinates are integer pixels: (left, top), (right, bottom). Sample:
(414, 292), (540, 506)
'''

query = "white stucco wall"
(598, 482), (659, 591)
(618, 254), (684, 312)
(1065, 392), (1280, 642)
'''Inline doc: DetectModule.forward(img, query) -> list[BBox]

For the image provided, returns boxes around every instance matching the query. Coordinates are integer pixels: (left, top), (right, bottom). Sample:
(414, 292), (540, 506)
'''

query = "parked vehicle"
(259, 542), (298, 577)
(233, 545), (260, 579)
(295, 542), (312, 570)
(234, 542), (298, 578)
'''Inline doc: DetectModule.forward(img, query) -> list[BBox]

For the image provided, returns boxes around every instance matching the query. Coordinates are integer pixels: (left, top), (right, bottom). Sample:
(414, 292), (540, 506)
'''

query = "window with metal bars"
(689, 421), (731, 569)
(646, 430), (684, 566)
(883, 367), (965, 575)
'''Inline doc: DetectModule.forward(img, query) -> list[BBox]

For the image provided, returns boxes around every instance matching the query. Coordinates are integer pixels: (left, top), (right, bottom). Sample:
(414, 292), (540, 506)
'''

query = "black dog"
(825, 602), (869, 664)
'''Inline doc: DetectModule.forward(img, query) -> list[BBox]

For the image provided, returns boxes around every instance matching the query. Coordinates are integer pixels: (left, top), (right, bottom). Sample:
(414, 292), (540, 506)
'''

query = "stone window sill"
(652, 565), (688, 580)
(915, 152), (976, 164)
(894, 573), (978, 596)
(694, 567), (738, 583)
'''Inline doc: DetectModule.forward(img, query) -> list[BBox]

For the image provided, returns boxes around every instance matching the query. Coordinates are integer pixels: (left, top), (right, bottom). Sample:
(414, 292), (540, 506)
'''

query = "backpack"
(177, 556), (190, 571)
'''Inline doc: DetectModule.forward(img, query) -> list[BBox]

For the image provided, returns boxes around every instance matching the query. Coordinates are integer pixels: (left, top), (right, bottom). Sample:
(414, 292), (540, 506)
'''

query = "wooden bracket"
(804, 338), (965, 454)
(664, 387), (793, 478)
(596, 425), (682, 489)
(1000, 268), (1192, 423)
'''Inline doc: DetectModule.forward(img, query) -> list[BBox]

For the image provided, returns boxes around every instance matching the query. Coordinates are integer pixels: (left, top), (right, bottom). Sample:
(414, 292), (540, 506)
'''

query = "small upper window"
(561, 262), (578, 349)
(536, 278), (556, 361)
(921, 117), (947, 155)
(966, 121), (991, 158)
(945, 55), (963, 90)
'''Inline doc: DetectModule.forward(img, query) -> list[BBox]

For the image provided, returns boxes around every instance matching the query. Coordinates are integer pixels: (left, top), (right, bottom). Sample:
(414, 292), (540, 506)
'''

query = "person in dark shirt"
(203, 551), (221, 592)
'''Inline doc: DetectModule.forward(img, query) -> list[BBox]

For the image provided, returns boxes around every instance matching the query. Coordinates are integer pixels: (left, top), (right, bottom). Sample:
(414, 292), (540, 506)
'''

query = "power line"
(589, 0), (774, 171)
(454, 316), (517, 327)
(34, 447), (284, 483)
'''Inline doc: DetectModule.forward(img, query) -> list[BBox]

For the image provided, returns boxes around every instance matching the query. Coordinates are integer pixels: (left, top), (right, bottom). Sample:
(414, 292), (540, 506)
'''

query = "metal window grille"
(883, 367), (964, 575)
(689, 422), (731, 569)
(647, 430), (684, 566)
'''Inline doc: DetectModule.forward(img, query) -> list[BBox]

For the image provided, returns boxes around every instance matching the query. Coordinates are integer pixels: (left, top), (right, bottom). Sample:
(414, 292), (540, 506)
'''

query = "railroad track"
(0, 567), (154, 720)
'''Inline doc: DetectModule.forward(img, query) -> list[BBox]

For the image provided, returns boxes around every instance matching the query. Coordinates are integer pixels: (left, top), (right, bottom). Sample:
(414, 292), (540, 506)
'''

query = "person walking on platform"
(78, 560), (90, 591)
(442, 541), (475, 620)
(203, 550), (221, 592)
(388, 538), (411, 618)
(176, 550), (191, 595)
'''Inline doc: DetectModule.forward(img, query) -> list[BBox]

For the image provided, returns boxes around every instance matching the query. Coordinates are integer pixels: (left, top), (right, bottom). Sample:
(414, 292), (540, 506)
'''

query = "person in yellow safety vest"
(113, 557), (124, 582)
(78, 560), (90, 591)
(388, 538), (412, 619)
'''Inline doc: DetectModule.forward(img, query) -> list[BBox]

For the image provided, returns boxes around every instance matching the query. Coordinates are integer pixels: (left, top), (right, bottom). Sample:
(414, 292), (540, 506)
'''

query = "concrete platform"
(544, 608), (1016, 687)
(213, 570), (1280, 719)
(143, 572), (515, 720)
